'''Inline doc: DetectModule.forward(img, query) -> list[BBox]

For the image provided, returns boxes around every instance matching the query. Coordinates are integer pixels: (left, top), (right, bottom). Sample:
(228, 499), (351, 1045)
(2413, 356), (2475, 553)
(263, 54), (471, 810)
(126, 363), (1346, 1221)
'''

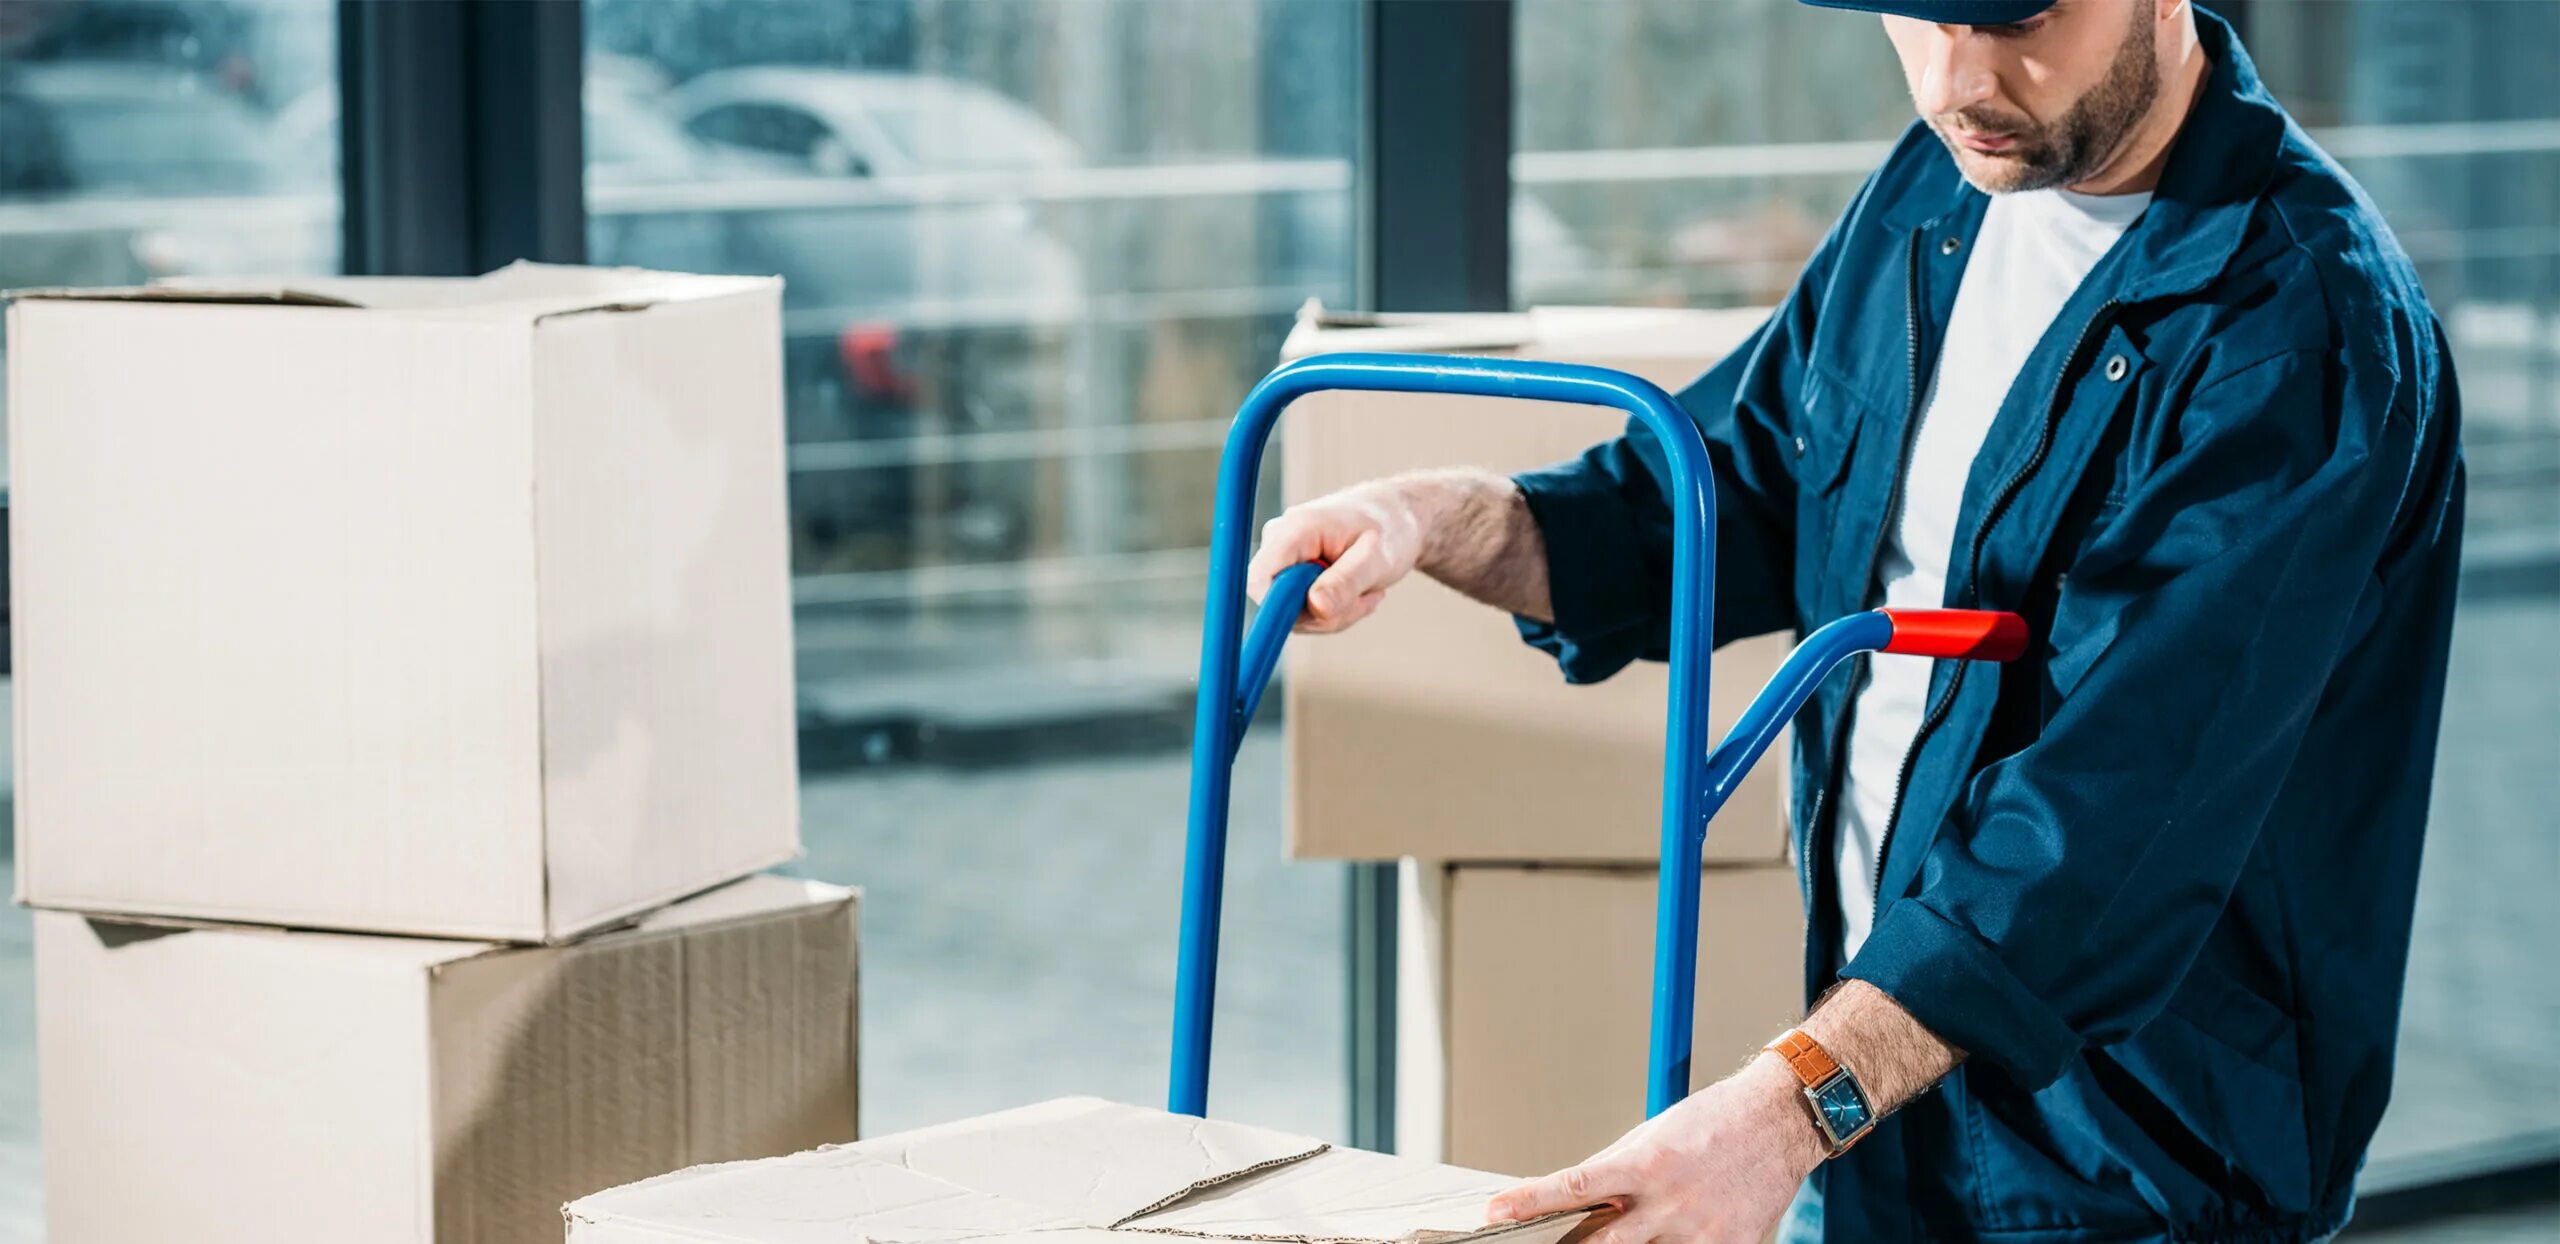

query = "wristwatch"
(1766, 1029), (1876, 1155)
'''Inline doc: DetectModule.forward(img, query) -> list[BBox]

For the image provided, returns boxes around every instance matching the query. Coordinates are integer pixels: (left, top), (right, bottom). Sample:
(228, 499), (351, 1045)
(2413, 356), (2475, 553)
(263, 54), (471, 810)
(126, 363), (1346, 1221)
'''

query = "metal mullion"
(338, 0), (583, 277)
(1346, 0), (1516, 1157)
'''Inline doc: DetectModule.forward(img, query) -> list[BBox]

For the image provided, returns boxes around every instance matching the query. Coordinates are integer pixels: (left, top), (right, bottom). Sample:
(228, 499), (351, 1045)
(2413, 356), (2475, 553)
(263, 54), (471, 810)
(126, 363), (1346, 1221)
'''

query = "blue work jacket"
(1511, 12), (2463, 1242)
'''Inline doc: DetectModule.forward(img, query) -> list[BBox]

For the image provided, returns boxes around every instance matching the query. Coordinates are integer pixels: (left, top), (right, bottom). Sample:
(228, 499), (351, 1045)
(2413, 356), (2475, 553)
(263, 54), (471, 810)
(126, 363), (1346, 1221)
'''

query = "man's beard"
(1929, 12), (2160, 193)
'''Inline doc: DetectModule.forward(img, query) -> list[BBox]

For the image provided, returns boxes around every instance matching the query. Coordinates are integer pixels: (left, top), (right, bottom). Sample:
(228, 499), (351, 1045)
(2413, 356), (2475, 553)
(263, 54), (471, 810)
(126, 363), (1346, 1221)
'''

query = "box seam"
(845, 893), (862, 1139)
(1441, 859), (1795, 877)
(555, 883), (856, 959)
(542, 841), (806, 945)
(529, 318), (558, 941)
(1112, 1211), (1585, 1244)
(1104, 1144), (1332, 1229)
(6, 302), (28, 905)
(419, 963), (443, 1244)
(677, 915), (696, 1165)
(12, 892), (543, 943)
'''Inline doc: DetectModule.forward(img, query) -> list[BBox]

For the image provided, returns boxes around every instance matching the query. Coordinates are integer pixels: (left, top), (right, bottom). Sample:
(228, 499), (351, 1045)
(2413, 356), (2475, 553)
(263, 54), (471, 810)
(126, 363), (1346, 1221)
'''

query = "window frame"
(338, 0), (584, 276)
(321, 0), (2558, 1217)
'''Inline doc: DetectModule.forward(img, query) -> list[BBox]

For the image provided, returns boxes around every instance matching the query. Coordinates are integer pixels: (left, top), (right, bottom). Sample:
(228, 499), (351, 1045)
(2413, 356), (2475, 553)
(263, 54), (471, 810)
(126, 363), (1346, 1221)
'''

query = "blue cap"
(1800, 0), (2057, 22)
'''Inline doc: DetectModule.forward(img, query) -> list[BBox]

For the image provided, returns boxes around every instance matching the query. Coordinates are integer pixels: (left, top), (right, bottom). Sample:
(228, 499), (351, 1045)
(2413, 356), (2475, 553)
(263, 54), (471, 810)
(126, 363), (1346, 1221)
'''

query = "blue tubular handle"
(1696, 611), (1894, 829)
(1233, 561), (1324, 749)
(1166, 353), (2030, 1119)
(1170, 352), (1718, 1119)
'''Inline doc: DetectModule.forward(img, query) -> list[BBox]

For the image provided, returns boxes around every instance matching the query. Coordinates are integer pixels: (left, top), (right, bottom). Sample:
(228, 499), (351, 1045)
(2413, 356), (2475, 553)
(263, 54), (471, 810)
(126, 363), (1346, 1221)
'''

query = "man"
(1248, 2), (2463, 1241)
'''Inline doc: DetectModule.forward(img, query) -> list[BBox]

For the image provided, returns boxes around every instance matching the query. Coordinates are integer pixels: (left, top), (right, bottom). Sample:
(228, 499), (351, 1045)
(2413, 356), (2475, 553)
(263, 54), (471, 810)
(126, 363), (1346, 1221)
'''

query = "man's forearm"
(1795, 978), (1963, 1114)
(1402, 468), (1555, 622)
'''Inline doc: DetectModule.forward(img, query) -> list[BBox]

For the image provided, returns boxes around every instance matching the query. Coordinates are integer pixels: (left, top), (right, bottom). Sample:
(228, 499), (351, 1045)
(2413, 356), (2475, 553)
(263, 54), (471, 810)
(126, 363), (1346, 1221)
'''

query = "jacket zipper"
(1858, 230), (1930, 610)
(1869, 298), (2123, 904)
(1822, 228), (1931, 922)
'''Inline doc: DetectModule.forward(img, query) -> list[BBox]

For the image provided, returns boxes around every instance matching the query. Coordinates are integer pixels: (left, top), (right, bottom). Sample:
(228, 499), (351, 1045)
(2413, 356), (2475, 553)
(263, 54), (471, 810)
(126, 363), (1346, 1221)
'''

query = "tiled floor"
(2360, 596), (2560, 1187)
(2345, 1201), (2560, 1241)
(787, 732), (1343, 1140)
(0, 593), (2552, 1240)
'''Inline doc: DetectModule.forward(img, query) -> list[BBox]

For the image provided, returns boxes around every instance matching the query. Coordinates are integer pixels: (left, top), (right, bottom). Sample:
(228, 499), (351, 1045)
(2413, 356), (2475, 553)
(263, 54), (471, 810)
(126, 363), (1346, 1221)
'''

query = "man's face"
(1885, 0), (2163, 193)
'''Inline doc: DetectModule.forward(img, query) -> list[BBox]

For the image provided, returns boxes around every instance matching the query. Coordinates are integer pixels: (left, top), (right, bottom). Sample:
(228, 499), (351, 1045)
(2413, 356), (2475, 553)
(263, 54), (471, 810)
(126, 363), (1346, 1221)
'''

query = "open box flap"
(1523, 305), (1768, 363)
(1129, 1143), (1533, 1243)
(1280, 299), (1533, 359)
(43, 908), (498, 970)
(565, 1098), (1592, 1244)
(6, 261), (776, 323)
(4, 283), (361, 308)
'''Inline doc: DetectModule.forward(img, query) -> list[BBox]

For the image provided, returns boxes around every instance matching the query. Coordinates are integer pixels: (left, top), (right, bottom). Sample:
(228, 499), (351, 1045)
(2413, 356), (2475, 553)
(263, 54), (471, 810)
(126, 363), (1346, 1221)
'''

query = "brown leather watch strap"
(1767, 1028), (1841, 1088)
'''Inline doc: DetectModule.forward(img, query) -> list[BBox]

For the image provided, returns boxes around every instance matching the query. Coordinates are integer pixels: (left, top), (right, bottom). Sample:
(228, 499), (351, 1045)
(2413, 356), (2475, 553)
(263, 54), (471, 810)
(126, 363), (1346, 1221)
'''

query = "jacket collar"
(1875, 6), (2285, 303)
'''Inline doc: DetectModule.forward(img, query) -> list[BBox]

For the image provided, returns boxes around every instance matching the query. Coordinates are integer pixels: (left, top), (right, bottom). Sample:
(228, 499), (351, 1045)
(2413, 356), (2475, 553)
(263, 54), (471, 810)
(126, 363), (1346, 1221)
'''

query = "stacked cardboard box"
(7, 265), (857, 1243)
(1277, 304), (1809, 1177)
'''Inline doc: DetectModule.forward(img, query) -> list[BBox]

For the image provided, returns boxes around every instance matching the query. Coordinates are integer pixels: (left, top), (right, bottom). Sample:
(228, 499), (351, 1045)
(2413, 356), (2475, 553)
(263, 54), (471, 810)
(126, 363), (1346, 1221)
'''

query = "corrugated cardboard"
(35, 873), (858, 1244)
(1396, 860), (1805, 1177)
(6, 263), (801, 940)
(1277, 302), (1790, 863)
(566, 1095), (1598, 1244)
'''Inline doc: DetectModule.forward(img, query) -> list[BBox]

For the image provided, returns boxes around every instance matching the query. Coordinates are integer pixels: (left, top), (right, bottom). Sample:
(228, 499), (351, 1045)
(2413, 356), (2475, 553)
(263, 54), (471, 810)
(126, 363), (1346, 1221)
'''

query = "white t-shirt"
(1834, 185), (2151, 960)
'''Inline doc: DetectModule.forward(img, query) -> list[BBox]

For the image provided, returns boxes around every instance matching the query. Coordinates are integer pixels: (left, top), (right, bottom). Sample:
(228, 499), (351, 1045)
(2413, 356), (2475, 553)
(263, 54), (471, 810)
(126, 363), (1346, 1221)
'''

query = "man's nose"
(1911, 27), (2001, 118)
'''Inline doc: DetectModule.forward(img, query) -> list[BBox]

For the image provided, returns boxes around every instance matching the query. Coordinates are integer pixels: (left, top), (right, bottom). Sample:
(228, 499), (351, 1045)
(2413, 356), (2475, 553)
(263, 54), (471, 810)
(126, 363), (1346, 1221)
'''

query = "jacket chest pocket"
(1968, 325), (2150, 615)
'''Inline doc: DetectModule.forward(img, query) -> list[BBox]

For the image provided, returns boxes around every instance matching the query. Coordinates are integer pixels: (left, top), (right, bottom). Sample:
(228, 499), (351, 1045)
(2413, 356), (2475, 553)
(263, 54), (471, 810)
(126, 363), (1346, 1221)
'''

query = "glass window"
(1514, 0), (1908, 307)
(1517, 0), (2560, 1196)
(0, 0), (343, 1228)
(584, 0), (1358, 1140)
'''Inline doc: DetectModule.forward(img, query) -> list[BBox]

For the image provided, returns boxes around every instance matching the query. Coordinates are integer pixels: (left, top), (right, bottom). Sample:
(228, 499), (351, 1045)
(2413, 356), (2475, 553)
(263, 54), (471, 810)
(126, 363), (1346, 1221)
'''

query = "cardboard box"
(35, 873), (858, 1244)
(1397, 860), (1806, 1177)
(566, 1095), (1597, 1244)
(7, 264), (800, 940)
(1278, 303), (1791, 864)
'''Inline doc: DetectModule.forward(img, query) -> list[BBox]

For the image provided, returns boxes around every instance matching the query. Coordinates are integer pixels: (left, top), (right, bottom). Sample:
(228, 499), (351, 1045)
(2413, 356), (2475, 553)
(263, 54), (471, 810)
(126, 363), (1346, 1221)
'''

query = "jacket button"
(2104, 353), (2130, 382)
(1793, 435), (1808, 457)
(1940, 237), (1962, 255)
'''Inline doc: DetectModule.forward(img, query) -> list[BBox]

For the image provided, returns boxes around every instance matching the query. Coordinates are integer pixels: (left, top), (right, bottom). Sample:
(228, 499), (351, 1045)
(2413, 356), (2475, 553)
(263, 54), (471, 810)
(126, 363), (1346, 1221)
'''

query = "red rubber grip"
(1879, 609), (2029, 661)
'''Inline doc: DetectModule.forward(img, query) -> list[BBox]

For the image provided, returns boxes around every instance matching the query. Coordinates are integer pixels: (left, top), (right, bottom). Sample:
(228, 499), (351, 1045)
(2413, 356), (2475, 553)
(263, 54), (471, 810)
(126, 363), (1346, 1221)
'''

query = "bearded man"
(1250, 3), (2464, 1241)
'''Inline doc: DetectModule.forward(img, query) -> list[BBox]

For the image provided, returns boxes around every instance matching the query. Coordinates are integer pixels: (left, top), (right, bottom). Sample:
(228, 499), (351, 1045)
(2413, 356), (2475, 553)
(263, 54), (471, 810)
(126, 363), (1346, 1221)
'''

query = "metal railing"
(7, 121), (2552, 610)
(10, 119), (2555, 239)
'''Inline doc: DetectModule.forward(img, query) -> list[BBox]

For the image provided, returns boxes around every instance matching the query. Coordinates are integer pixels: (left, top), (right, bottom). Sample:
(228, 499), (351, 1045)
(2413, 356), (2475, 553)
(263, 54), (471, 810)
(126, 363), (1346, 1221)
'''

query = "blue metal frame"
(1235, 561), (1325, 740)
(1170, 352), (1715, 1118)
(1697, 610), (1893, 824)
(1167, 352), (1956, 1122)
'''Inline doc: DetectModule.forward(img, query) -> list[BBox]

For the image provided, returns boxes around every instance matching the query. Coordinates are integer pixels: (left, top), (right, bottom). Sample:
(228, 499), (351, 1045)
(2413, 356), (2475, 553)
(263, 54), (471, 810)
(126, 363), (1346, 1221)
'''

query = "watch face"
(1810, 1075), (1873, 1143)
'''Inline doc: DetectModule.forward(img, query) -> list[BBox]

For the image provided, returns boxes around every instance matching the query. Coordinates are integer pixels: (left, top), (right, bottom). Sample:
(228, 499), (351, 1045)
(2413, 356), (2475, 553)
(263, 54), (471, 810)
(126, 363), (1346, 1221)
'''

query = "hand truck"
(1170, 353), (2026, 1122)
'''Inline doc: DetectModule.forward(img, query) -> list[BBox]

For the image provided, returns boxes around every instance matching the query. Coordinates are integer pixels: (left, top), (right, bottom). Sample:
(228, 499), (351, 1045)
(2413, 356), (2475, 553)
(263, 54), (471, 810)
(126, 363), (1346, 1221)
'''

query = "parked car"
(0, 61), (329, 474)
(0, 61), (329, 288)
(654, 65), (1086, 427)
(647, 68), (1608, 577)
(272, 70), (794, 281)
(653, 67), (1091, 574)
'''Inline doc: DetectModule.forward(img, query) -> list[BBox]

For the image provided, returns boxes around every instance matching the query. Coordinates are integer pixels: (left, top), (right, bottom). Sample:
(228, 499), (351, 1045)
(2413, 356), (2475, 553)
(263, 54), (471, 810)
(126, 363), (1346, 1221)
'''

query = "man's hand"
(1482, 981), (1962, 1244)
(1246, 476), (1430, 633)
(1246, 467), (1553, 632)
(1483, 1054), (1826, 1244)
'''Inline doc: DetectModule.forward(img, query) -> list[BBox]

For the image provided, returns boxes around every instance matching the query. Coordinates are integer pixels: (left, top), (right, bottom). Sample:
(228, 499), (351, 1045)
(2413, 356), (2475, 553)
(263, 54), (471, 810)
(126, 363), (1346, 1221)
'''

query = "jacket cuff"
(1842, 899), (2084, 1090)
(1511, 460), (1657, 684)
